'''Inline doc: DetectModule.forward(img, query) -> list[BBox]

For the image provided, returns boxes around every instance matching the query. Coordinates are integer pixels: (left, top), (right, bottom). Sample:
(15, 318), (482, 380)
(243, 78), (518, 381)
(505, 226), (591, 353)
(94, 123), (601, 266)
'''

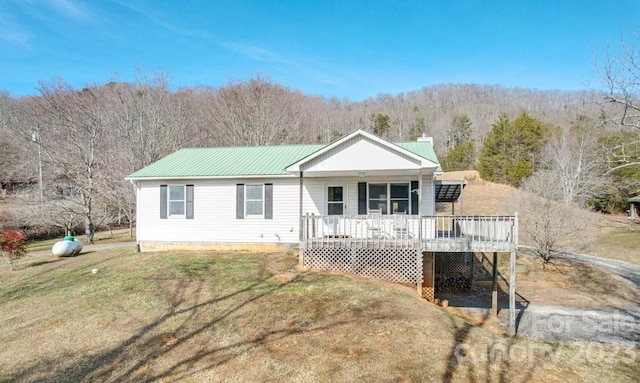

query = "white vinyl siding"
(138, 178), (300, 244)
(136, 175), (434, 246)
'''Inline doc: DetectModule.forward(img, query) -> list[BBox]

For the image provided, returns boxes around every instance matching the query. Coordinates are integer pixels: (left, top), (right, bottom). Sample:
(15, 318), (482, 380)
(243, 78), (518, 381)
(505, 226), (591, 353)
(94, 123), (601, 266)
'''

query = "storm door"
(326, 185), (346, 236)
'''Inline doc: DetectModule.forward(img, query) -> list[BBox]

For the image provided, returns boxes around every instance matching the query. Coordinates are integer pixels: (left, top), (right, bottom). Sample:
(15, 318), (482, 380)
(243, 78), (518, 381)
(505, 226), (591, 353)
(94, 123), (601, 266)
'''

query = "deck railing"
(300, 214), (518, 252)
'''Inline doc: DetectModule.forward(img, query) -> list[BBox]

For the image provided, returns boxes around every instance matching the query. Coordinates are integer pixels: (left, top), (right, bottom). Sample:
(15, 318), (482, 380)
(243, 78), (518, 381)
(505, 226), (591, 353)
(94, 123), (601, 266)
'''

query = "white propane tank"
(52, 236), (83, 256)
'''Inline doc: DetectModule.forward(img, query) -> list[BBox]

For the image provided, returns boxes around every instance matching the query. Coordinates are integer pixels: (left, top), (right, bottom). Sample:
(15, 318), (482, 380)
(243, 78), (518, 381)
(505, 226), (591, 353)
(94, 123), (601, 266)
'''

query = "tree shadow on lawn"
(1, 256), (123, 303)
(4, 270), (380, 382)
(436, 259), (531, 339)
(441, 311), (539, 383)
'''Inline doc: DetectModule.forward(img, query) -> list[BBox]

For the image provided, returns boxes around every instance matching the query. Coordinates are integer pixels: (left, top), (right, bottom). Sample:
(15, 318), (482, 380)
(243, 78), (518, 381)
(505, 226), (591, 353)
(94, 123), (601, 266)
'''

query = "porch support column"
(491, 252), (498, 316)
(417, 170), (423, 297)
(417, 169), (423, 240)
(298, 172), (304, 267)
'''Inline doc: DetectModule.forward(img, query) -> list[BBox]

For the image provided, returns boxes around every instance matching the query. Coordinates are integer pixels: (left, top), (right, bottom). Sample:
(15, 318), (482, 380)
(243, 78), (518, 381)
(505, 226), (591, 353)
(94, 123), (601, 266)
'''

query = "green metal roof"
(629, 195), (640, 203)
(127, 140), (440, 179)
(127, 144), (325, 178)
(394, 141), (442, 171)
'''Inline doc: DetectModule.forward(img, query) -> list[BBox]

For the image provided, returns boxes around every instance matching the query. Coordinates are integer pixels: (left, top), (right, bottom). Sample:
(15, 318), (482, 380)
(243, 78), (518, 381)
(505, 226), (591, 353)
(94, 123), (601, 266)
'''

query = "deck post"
(491, 252), (498, 316)
(509, 213), (518, 335)
(509, 249), (516, 335)
(416, 250), (422, 296)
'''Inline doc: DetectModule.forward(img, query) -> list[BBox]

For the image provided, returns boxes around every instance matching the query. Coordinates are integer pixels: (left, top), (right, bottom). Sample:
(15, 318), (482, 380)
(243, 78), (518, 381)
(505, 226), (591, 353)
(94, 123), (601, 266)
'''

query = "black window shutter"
(186, 185), (194, 219)
(265, 183), (273, 219)
(411, 181), (419, 215)
(160, 185), (168, 219)
(236, 184), (244, 219)
(358, 182), (367, 214)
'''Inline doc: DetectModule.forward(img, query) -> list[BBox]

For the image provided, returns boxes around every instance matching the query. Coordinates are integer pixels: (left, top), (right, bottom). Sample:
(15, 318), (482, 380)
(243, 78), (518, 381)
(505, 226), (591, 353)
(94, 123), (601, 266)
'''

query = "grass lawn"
(0, 248), (637, 382)
(591, 220), (640, 265)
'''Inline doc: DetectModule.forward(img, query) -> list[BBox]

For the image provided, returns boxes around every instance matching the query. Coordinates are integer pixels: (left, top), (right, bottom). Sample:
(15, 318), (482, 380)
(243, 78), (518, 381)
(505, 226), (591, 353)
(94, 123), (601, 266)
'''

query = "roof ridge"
(177, 143), (326, 150)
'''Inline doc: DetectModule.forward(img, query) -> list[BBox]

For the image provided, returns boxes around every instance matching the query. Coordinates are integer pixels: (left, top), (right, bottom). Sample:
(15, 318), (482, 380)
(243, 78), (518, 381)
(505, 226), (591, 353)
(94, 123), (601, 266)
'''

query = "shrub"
(1, 230), (27, 271)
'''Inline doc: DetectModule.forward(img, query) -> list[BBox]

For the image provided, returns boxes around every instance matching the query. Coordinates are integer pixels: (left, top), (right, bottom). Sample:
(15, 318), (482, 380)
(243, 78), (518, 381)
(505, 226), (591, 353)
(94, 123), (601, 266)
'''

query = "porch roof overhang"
(435, 180), (467, 202)
(286, 129), (439, 177)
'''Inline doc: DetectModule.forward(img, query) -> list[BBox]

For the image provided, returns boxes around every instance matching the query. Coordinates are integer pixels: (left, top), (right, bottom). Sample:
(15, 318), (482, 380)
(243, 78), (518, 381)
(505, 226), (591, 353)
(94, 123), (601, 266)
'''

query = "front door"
(326, 185), (346, 236)
(327, 185), (345, 215)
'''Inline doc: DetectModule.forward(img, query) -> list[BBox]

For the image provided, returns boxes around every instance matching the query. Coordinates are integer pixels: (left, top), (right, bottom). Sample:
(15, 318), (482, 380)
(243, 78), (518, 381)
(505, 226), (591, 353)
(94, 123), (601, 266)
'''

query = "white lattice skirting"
(303, 248), (422, 285)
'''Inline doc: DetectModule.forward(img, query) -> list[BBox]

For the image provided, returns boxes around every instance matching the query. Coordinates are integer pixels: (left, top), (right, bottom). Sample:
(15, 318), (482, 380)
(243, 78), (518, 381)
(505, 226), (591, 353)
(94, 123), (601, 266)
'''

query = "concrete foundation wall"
(139, 241), (295, 253)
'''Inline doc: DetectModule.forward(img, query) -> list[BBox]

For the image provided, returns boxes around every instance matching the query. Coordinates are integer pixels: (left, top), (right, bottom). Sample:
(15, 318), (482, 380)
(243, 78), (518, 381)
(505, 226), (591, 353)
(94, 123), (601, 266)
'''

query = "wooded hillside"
(0, 73), (636, 238)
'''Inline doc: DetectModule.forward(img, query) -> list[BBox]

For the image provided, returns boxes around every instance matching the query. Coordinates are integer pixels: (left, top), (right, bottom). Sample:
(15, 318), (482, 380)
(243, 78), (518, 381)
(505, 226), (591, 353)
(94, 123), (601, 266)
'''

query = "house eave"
(125, 174), (297, 182)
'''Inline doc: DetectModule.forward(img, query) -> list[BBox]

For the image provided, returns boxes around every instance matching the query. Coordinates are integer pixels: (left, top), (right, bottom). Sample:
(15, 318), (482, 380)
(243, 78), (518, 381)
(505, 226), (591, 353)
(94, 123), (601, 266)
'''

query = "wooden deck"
(300, 214), (519, 334)
(300, 214), (518, 253)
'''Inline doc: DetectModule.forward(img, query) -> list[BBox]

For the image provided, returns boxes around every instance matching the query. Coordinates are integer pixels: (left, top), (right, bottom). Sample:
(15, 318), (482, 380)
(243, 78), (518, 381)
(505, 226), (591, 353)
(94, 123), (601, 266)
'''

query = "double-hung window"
(160, 184), (194, 219)
(245, 184), (264, 216)
(236, 183), (273, 219)
(169, 185), (185, 216)
(390, 183), (409, 214)
(368, 184), (388, 214)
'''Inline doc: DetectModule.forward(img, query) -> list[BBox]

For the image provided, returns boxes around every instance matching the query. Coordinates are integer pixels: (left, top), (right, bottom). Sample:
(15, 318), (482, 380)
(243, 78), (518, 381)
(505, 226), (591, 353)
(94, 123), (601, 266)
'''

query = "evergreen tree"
(441, 113), (475, 170)
(445, 113), (473, 152)
(369, 113), (391, 137)
(478, 112), (547, 187)
(441, 141), (475, 171)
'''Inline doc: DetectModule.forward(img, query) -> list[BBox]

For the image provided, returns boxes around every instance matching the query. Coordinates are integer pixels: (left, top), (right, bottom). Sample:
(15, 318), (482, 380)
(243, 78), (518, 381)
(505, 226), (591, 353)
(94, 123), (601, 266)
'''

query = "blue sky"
(1, 0), (638, 101)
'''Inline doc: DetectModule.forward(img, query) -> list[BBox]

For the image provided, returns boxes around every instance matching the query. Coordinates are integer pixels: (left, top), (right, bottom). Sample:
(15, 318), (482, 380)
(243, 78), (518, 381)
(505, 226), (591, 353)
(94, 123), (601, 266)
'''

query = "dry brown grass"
(0, 248), (637, 382)
(437, 170), (515, 215)
(508, 254), (638, 309)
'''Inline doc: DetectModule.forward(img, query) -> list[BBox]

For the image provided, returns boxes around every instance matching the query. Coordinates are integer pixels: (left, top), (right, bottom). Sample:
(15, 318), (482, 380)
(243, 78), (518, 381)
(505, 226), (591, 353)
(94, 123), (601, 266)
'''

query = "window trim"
(236, 183), (273, 220)
(245, 184), (264, 217)
(160, 184), (194, 219)
(168, 185), (186, 218)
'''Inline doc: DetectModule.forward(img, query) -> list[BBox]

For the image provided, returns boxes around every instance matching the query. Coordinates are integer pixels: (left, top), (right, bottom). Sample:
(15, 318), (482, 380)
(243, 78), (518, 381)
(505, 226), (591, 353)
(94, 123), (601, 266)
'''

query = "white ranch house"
(127, 129), (518, 332)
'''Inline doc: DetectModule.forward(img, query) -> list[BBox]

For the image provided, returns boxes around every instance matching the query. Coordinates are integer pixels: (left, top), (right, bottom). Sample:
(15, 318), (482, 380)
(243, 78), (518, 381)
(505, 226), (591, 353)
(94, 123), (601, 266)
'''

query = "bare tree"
(107, 70), (193, 170)
(598, 32), (640, 174)
(0, 93), (37, 191)
(514, 171), (592, 264)
(206, 76), (307, 146)
(599, 32), (640, 129)
(35, 79), (110, 243)
(542, 115), (605, 206)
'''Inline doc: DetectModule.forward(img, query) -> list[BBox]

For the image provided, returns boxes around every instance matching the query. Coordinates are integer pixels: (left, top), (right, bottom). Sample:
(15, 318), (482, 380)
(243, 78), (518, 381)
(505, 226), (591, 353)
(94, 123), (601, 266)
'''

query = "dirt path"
(553, 249), (640, 288)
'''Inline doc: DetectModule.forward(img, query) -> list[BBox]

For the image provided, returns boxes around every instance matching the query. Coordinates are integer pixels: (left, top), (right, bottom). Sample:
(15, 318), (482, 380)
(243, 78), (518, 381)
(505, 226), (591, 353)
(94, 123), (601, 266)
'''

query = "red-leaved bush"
(1, 230), (27, 271)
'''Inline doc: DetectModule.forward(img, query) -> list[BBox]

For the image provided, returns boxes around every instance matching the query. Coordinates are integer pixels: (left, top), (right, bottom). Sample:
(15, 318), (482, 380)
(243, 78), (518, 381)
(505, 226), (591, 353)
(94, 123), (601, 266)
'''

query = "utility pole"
(31, 128), (43, 202)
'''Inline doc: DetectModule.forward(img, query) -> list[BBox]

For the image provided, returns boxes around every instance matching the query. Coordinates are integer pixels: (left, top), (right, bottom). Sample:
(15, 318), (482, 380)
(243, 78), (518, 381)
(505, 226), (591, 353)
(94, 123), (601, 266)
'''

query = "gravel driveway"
(505, 248), (640, 345)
